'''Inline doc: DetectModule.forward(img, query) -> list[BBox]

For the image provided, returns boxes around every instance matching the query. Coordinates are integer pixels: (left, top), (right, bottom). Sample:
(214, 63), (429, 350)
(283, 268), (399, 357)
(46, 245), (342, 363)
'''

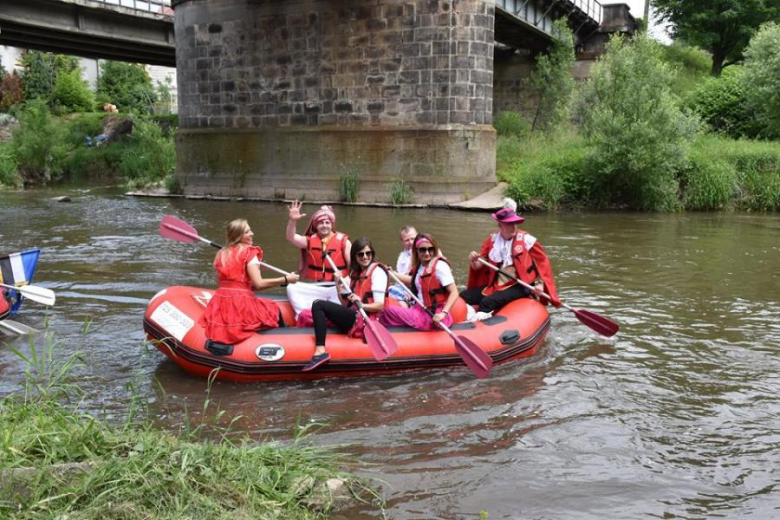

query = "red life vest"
(414, 257), (451, 312)
(214, 245), (263, 290)
(480, 231), (539, 296)
(349, 263), (389, 309)
(303, 232), (348, 282)
(0, 291), (10, 320)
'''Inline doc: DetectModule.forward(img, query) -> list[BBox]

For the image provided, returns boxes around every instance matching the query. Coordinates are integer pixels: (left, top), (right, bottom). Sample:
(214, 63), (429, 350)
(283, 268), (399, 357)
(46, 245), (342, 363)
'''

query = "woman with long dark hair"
(379, 233), (459, 331)
(300, 237), (389, 371)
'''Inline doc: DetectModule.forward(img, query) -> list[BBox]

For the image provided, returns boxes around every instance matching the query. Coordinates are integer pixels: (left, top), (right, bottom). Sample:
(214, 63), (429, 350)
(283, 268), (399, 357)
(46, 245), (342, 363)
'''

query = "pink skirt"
(378, 304), (453, 331)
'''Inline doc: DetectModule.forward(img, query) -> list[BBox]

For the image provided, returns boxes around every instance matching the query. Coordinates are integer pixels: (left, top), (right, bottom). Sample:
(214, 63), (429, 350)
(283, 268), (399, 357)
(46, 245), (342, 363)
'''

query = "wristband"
(442, 310), (449, 315)
(283, 275), (288, 285)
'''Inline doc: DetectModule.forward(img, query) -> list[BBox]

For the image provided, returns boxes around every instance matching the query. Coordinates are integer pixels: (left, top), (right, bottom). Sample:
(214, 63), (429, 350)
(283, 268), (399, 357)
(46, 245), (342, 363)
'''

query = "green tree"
(97, 61), (156, 113)
(20, 51), (79, 103)
(653, 0), (780, 76)
(52, 69), (95, 113)
(742, 22), (780, 139)
(526, 19), (575, 133)
(11, 99), (67, 182)
(574, 33), (699, 210)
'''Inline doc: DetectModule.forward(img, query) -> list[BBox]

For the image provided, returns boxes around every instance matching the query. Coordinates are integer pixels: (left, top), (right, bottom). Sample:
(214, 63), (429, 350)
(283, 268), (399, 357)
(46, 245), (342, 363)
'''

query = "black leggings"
(460, 284), (531, 313)
(312, 299), (358, 347)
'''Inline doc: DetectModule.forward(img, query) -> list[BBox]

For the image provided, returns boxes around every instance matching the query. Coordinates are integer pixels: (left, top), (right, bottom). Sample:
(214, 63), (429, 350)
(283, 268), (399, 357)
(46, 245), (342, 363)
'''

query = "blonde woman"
(199, 219), (300, 344)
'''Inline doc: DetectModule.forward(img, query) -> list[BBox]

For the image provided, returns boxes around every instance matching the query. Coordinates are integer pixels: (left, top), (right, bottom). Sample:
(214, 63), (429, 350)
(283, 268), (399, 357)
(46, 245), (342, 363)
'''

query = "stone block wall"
(172, 0), (497, 203)
(174, 0), (495, 130)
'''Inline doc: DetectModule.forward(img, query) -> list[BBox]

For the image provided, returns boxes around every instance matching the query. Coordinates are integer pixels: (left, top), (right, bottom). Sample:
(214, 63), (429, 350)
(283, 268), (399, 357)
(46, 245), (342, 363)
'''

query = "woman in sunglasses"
(300, 237), (389, 371)
(379, 233), (459, 331)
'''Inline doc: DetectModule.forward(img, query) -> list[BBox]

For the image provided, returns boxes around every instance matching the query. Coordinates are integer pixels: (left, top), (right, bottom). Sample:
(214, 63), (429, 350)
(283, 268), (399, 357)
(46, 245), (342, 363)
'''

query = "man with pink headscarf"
(285, 200), (352, 317)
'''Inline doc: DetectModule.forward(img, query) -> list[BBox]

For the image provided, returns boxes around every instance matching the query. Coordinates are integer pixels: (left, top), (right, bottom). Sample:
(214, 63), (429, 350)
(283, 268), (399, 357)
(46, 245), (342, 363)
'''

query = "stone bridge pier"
(173, 0), (496, 204)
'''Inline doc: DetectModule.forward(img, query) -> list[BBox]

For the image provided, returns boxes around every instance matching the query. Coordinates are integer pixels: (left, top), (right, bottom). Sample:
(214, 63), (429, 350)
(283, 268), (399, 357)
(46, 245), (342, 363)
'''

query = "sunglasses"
(416, 246), (435, 255)
(356, 251), (374, 258)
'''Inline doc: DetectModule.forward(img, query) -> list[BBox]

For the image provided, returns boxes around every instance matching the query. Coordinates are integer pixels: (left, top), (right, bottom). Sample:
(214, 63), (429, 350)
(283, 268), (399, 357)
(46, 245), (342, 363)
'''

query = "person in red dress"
(199, 219), (300, 344)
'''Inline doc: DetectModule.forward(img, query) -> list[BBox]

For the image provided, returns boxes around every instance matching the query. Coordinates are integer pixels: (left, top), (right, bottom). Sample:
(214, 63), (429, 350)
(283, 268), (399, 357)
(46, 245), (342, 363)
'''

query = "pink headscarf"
(304, 205), (336, 236)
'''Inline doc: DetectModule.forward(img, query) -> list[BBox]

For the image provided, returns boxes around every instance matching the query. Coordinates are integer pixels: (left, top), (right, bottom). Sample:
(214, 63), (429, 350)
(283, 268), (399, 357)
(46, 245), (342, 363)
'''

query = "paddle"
(0, 319), (39, 336)
(323, 253), (398, 362)
(386, 270), (492, 378)
(477, 257), (619, 338)
(159, 215), (294, 276)
(0, 282), (56, 306)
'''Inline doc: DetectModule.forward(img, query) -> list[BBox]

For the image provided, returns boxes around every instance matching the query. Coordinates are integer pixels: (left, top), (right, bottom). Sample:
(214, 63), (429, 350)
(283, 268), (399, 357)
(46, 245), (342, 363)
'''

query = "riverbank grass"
(1, 333), (373, 519)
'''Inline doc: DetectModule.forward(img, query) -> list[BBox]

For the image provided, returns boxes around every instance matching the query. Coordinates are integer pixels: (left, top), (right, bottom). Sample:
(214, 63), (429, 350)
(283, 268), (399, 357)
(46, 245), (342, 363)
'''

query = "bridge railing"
(571, 0), (602, 22)
(94, 0), (173, 16)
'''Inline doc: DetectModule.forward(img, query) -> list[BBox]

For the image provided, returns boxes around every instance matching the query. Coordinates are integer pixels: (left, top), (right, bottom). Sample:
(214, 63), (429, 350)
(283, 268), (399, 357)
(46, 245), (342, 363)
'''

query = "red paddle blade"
(573, 308), (619, 337)
(453, 335), (493, 378)
(363, 319), (398, 361)
(159, 215), (200, 243)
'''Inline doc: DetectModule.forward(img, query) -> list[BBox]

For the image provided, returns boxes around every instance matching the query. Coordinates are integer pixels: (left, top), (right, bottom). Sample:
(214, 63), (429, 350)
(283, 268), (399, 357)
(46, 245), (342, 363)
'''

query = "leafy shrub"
(338, 167), (360, 203)
(0, 143), (21, 188)
(574, 33), (699, 211)
(10, 99), (67, 182)
(97, 61), (156, 114)
(691, 135), (780, 210)
(52, 69), (95, 113)
(685, 67), (757, 138)
(0, 70), (25, 112)
(493, 111), (531, 138)
(119, 118), (175, 189)
(661, 42), (710, 74)
(742, 22), (780, 139)
(502, 131), (588, 209)
(20, 51), (79, 104)
(390, 178), (414, 205)
(681, 156), (737, 210)
(60, 112), (108, 148)
(62, 143), (126, 182)
(525, 19), (575, 132)
(165, 175), (182, 194)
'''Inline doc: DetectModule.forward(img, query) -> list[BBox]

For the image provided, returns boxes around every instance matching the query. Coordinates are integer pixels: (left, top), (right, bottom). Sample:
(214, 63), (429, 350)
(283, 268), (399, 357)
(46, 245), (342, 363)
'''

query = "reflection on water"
(1, 187), (779, 519)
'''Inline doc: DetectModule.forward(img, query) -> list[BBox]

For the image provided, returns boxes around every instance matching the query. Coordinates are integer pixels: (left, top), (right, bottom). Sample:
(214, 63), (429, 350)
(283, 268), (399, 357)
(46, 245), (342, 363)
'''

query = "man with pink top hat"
(462, 198), (561, 321)
(285, 200), (352, 317)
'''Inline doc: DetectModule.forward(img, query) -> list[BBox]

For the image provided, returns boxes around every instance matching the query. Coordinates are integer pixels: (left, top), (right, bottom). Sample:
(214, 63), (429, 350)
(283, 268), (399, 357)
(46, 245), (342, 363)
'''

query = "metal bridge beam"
(494, 0), (602, 49)
(0, 0), (175, 66)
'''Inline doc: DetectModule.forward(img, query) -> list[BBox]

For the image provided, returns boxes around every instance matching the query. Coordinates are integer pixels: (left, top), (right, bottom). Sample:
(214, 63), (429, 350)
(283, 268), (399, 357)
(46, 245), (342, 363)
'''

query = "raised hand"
(287, 200), (306, 221)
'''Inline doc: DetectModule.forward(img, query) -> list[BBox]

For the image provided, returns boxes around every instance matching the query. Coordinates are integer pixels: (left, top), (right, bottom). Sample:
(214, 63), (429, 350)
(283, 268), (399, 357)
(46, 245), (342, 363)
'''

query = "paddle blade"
(16, 284), (56, 306)
(453, 335), (493, 378)
(0, 319), (39, 336)
(573, 308), (619, 337)
(363, 319), (398, 361)
(159, 215), (200, 244)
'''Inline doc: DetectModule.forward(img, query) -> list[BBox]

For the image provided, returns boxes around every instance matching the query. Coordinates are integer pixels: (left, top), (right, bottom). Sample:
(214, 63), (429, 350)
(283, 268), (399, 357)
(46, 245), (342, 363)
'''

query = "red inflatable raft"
(143, 286), (552, 382)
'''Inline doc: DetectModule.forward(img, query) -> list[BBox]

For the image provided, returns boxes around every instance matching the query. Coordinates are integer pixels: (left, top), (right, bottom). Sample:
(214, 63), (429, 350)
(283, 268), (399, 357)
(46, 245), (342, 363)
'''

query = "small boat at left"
(0, 248), (42, 323)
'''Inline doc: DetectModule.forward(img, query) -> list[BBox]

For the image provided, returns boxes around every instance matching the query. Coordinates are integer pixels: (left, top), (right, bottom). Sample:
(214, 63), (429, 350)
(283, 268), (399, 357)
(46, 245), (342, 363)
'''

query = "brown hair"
(410, 233), (440, 274)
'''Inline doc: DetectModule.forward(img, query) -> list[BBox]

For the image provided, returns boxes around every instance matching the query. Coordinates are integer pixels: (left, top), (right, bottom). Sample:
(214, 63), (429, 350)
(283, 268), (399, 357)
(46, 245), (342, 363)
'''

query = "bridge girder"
(0, 0), (175, 66)
(495, 0), (601, 51)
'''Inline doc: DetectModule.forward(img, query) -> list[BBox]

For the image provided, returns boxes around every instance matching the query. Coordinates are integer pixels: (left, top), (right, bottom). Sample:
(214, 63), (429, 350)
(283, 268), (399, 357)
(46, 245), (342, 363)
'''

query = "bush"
(10, 99), (67, 182)
(390, 178), (414, 205)
(0, 143), (21, 188)
(20, 51), (79, 104)
(501, 131), (589, 209)
(119, 118), (175, 189)
(742, 22), (780, 140)
(52, 69), (95, 113)
(0, 70), (25, 112)
(690, 135), (780, 210)
(685, 67), (758, 138)
(574, 33), (699, 210)
(97, 61), (156, 114)
(661, 42), (711, 74)
(525, 19), (575, 132)
(337, 167), (360, 203)
(493, 111), (531, 138)
(681, 155), (738, 210)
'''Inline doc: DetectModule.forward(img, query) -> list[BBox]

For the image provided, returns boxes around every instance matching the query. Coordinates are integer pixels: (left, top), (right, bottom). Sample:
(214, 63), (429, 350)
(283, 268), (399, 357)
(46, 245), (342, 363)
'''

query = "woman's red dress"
(199, 245), (279, 344)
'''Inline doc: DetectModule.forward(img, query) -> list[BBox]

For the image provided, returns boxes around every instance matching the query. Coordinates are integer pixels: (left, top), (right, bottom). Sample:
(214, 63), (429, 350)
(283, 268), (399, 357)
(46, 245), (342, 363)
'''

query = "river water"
(1, 187), (779, 519)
